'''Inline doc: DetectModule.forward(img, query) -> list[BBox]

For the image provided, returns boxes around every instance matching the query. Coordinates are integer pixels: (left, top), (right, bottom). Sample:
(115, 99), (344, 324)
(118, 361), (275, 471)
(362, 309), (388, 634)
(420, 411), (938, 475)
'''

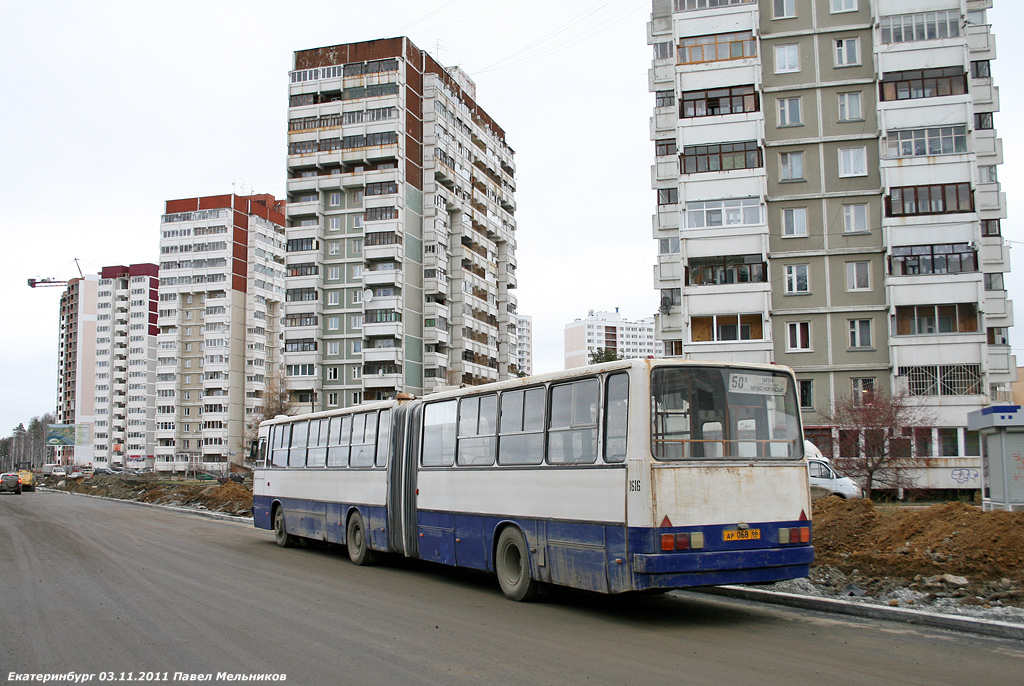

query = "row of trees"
(0, 412), (57, 472)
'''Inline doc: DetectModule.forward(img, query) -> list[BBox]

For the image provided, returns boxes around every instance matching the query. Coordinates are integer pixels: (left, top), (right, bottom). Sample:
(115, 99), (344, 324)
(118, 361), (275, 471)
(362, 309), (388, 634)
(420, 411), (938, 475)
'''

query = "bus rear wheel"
(495, 527), (538, 602)
(346, 511), (376, 566)
(273, 507), (295, 548)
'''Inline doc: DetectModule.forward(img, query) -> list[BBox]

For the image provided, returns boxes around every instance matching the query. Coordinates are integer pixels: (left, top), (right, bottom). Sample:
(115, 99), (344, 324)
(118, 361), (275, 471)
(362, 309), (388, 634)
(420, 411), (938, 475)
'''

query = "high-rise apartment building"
(156, 194), (287, 473)
(564, 309), (663, 368)
(56, 274), (98, 465)
(284, 37), (519, 410)
(649, 0), (1014, 482)
(92, 264), (159, 469)
(517, 314), (534, 376)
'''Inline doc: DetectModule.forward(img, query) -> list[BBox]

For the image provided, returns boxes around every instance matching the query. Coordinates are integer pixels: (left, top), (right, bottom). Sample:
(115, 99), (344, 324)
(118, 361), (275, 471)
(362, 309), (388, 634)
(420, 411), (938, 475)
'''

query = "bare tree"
(820, 388), (935, 499)
(243, 369), (296, 454)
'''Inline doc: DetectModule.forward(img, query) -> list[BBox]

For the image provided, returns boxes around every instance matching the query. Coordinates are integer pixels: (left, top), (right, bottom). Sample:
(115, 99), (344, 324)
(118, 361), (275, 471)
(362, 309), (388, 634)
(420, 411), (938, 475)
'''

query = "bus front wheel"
(346, 511), (376, 566)
(273, 507), (295, 548)
(495, 527), (538, 602)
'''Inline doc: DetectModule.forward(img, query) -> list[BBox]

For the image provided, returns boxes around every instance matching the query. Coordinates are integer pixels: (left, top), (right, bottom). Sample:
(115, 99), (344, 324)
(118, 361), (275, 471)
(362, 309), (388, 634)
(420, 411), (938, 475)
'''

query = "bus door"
(386, 403), (421, 558)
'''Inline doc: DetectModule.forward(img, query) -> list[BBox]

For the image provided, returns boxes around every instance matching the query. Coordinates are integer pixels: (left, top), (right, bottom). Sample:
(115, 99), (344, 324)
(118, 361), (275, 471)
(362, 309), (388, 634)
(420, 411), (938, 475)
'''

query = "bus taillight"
(778, 527), (810, 544)
(661, 532), (705, 551)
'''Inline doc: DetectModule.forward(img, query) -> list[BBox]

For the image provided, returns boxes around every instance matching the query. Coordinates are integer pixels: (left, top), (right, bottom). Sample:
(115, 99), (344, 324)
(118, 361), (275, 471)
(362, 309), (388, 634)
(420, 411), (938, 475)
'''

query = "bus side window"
(457, 394), (497, 466)
(375, 409), (392, 467)
(327, 415), (350, 467)
(307, 419), (327, 468)
(604, 373), (629, 463)
(271, 424), (290, 468)
(289, 421), (309, 467)
(497, 388), (544, 465)
(547, 379), (599, 465)
(423, 400), (457, 466)
(351, 412), (377, 467)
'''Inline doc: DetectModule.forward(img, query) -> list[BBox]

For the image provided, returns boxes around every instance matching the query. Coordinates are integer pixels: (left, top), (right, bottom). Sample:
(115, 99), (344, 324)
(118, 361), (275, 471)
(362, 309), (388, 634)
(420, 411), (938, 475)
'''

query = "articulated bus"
(251, 359), (813, 601)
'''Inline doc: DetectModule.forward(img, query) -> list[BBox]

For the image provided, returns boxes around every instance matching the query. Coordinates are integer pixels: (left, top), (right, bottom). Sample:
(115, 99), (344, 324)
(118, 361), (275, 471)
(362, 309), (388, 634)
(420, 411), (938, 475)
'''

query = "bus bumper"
(632, 545), (814, 575)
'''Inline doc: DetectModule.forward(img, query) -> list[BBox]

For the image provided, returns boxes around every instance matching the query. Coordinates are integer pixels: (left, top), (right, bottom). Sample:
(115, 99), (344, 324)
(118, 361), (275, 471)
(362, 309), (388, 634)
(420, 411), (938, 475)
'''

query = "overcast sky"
(1, 0), (1021, 436)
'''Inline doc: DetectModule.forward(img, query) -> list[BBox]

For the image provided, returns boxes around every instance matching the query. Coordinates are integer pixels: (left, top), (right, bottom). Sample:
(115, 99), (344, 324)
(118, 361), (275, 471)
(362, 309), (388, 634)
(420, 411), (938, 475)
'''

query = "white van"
(804, 440), (864, 500)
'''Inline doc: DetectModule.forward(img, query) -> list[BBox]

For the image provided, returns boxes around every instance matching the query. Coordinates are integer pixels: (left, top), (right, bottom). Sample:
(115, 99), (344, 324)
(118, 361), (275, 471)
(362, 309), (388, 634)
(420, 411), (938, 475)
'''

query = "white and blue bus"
(252, 359), (813, 601)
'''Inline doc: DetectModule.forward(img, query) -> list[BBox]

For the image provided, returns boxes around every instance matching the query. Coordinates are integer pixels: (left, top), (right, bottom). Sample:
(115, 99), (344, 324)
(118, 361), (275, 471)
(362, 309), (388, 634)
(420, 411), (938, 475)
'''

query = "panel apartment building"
(649, 0), (1014, 484)
(56, 264), (159, 469)
(283, 37), (519, 410)
(156, 194), (287, 473)
(564, 310), (663, 368)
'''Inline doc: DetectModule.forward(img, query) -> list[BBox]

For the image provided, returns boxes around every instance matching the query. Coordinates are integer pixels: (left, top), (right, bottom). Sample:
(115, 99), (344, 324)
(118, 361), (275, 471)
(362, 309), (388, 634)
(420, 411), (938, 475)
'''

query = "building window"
(898, 365), (982, 397)
(660, 288), (682, 309)
(974, 112), (994, 130)
(328, 316), (340, 331)
(880, 11), (960, 44)
(659, 237), (680, 254)
(687, 255), (767, 285)
(352, 264), (363, 278)
(684, 197), (762, 229)
(328, 192), (341, 207)
(690, 314), (763, 342)
(655, 139), (678, 156)
(890, 244), (976, 276)
(894, 304), (979, 335)
(681, 85), (758, 118)
(773, 0), (795, 19)
(777, 97), (801, 126)
(328, 392), (339, 406)
(988, 327), (1009, 345)
(843, 204), (868, 233)
(653, 42), (673, 60)
(799, 379), (814, 409)
(681, 141), (762, 174)
(837, 92), (862, 121)
(982, 219), (1001, 236)
(979, 166), (998, 184)
(785, 264), (809, 294)
(774, 44), (800, 73)
(657, 188), (679, 205)
(678, 31), (756, 65)
(782, 207), (807, 236)
(779, 151), (804, 181)
(327, 341), (340, 356)
(327, 367), (339, 381)
(834, 38), (860, 66)
(887, 183), (973, 216)
(328, 216), (342, 231)
(327, 290), (340, 306)
(787, 321), (811, 351)
(880, 67), (967, 101)
(831, 0), (856, 12)
(849, 319), (872, 348)
(674, 0), (757, 10)
(846, 261), (870, 290)
(839, 147), (867, 177)
(852, 377), (875, 406)
(971, 60), (991, 79)
(887, 126), (967, 158)
(984, 273), (1005, 291)
(655, 90), (675, 108)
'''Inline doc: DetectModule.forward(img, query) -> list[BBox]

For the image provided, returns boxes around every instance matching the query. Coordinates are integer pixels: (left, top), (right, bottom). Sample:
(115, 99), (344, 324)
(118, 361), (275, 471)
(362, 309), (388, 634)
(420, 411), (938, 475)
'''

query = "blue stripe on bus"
(256, 496), (813, 594)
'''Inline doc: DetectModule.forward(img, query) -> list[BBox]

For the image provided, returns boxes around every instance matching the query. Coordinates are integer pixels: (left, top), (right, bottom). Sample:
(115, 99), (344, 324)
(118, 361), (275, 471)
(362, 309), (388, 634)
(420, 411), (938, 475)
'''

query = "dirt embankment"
(47, 475), (253, 516)
(810, 497), (1024, 606)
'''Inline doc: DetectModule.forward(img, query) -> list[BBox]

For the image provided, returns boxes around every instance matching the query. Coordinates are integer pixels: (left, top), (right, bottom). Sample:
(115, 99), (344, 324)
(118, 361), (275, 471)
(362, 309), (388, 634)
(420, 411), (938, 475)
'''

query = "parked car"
(51, 466), (66, 477)
(0, 472), (23, 495)
(805, 441), (863, 500)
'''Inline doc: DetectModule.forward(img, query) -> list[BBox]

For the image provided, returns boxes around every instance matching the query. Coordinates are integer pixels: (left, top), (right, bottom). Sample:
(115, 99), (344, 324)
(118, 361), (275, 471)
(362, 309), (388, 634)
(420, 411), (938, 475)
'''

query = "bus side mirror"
(249, 439), (259, 462)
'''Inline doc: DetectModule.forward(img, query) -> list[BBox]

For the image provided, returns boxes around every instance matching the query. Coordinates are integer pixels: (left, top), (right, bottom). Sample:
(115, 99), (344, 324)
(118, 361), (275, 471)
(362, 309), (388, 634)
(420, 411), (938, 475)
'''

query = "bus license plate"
(723, 529), (760, 542)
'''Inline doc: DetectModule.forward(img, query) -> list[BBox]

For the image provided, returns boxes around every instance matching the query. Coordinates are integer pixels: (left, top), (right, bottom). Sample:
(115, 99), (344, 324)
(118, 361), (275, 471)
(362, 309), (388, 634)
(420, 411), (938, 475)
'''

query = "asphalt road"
(2, 491), (1022, 686)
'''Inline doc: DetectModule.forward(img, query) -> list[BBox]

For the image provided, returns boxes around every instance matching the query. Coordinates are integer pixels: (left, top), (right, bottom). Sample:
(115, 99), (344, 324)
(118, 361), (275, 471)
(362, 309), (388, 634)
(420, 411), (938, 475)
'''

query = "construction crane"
(28, 259), (83, 289)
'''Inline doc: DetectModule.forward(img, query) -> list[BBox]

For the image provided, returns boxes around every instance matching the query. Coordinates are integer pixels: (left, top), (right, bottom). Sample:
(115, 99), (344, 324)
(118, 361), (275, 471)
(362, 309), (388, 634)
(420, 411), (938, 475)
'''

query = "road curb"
(696, 585), (1024, 641)
(37, 486), (254, 525)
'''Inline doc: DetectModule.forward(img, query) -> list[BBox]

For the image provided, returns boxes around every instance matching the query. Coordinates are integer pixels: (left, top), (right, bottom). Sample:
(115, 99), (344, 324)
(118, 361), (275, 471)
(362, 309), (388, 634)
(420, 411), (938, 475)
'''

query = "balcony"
(363, 373), (402, 389)
(362, 320), (403, 338)
(363, 268), (402, 286)
(363, 346), (401, 363)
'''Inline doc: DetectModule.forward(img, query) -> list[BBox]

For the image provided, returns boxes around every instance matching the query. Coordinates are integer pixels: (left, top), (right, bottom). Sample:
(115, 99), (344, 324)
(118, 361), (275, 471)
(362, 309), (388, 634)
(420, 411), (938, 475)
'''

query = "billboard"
(45, 424), (91, 446)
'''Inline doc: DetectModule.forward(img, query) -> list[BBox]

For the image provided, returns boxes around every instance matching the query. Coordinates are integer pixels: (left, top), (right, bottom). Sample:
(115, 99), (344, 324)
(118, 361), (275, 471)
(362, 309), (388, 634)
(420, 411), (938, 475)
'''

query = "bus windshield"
(651, 366), (801, 460)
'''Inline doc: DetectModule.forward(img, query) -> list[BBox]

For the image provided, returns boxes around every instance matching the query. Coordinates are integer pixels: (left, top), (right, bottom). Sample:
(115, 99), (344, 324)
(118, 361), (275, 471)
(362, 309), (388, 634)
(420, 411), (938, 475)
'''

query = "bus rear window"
(651, 367), (800, 460)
